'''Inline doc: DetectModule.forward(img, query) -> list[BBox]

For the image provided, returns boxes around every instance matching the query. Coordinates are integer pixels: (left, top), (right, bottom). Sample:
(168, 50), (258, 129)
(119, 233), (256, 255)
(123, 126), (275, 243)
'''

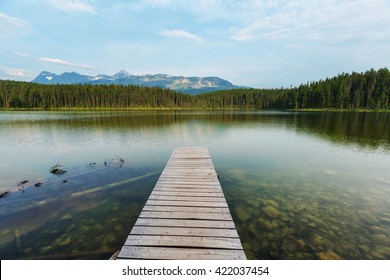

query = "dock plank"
(142, 206), (232, 213)
(135, 218), (236, 228)
(124, 235), (243, 249)
(145, 200), (229, 207)
(148, 195), (227, 202)
(129, 226), (239, 238)
(139, 211), (233, 220)
(117, 247), (246, 260)
(153, 188), (222, 193)
(151, 191), (224, 197)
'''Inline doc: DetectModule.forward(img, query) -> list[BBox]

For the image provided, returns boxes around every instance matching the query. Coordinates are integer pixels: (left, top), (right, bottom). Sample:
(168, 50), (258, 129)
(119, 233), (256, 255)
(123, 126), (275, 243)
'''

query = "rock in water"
(371, 234), (390, 246)
(317, 250), (342, 260)
(256, 218), (274, 231)
(235, 207), (252, 222)
(323, 169), (338, 176)
(262, 205), (280, 218)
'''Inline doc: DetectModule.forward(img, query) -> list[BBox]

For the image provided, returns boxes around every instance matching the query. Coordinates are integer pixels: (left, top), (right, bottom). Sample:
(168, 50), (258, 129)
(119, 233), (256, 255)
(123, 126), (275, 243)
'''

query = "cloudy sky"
(1, 0), (389, 87)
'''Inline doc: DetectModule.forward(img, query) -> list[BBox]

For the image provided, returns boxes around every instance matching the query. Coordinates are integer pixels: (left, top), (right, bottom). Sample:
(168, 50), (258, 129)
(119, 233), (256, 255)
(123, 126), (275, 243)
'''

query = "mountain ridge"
(31, 70), (242, 94)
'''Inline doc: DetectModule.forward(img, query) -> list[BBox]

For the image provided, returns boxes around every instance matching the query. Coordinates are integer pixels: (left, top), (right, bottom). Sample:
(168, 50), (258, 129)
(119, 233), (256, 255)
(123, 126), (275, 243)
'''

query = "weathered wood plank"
(142, 206), (232, 213)
(167, 164), (212, 166)
(156, 180), (220, 185)
(139, 211), (233, 220)
(162, 168), (215, 172)
(155, 182), (221, 188)
(135, 218), (236, 228)
(157, 178), (219, 183)
(161, 173), (216, 177)
(129, 226), (239, 238)
(124, 235), (242, 249)
(153, 187), (223, 192)
(148, 195), (227, 202)
(160, 174), (216, 178)
(145, 200), (229, 208)
(117, 246), (246, 260)
(151, 191), (224, 197)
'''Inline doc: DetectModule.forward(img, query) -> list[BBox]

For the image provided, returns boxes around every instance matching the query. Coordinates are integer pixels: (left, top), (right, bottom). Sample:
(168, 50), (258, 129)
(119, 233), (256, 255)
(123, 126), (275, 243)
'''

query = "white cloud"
(142, 0), (254, 21)
(46, 0), (96, 14)
(284, 44), (302, 49)
(39, 57), (94, 70)
(230, 0), (390, 44)
(0, 67), (35, 79)
(5, 51), (30, 57)
(0, 12), (30, 34)
(160, 29), (203, 42)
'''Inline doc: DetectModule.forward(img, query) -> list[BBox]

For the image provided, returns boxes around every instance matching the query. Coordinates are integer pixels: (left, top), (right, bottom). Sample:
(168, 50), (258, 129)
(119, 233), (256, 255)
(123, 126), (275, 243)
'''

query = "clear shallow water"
(0, 110), (389, 259)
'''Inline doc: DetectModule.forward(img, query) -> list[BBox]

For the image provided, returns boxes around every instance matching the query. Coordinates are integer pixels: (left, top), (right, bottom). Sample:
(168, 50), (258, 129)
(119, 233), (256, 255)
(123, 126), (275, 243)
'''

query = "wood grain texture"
(117, 247), (246, 260)
(129, 226), (239, 238)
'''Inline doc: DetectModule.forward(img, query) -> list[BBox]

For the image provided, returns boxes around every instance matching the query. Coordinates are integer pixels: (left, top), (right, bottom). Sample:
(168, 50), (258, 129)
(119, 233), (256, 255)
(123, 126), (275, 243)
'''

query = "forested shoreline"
(0, 68), (389, 110)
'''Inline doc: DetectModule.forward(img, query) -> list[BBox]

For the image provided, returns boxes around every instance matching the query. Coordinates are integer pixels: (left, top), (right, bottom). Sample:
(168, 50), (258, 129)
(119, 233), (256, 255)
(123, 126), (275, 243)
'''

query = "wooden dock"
(117, 147), (246, 260)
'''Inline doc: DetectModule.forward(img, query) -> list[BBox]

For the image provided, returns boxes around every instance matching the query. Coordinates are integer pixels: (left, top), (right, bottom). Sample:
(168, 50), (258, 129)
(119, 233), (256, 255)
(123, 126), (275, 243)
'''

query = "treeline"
(0, 83), (195, 109)
(291, 68), (390, 110)
(0, 68), (389, 110)
(200, 68), (390, 110)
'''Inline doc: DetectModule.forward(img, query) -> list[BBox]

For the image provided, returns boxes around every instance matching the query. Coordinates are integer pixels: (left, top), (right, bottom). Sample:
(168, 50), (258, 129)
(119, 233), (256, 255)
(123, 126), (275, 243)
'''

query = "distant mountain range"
(31, 70), (242, 94)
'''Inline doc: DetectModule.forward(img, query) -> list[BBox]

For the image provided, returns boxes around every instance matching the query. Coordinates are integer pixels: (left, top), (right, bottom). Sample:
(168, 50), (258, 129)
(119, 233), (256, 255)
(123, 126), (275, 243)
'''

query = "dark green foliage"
(1, 68), (389, 110)
(0, 82), (195, 109)
(202, 68), (390, 110)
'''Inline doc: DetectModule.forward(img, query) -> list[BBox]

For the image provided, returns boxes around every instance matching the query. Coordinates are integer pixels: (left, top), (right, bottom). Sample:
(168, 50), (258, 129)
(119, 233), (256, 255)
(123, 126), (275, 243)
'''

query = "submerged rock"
(317, 250), (342, 260)
(262, 205), (280, 218)
(379, 217), (390, 225)
(80, 225), (90, 232)
(358, 212), (380, 225)
(103, 234), (116, 244)
(357, 244), (371, 254)
(248, 198), (262, 208)
(371, 234), (390, 246)
(235, 207), (252, 222)
(295, 239), (306, 250)
(323, 169), (338, 176)
(114, 225), (123, 232)
(370, 226), (388, 236)
(58, 236), (72, 246)
(264, 199), (279, 208)
(374, 246), (390, 258)
(256, 217), (274, 231)
(310, 234), (331, 249)
(50, 164), (68, 175)
(61, 214), (72, 220)
(0, 191), (10, 198)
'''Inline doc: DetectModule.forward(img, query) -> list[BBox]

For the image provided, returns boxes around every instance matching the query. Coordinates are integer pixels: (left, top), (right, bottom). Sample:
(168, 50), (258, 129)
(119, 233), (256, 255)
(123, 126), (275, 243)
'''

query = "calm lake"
(0, 110), (389, 259)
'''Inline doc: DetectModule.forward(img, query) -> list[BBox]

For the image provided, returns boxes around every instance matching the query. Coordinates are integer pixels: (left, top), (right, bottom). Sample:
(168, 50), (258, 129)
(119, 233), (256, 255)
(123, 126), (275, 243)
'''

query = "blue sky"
(1, 0), (389, 88)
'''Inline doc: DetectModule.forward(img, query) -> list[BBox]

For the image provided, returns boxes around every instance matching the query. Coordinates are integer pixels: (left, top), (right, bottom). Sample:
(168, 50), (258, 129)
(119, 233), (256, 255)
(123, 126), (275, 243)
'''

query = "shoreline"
(1, 107), (389, 112)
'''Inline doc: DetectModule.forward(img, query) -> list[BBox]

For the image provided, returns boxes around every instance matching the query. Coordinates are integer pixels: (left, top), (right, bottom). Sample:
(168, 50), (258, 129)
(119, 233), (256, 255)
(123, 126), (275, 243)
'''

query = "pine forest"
(0, 68), (389, 111)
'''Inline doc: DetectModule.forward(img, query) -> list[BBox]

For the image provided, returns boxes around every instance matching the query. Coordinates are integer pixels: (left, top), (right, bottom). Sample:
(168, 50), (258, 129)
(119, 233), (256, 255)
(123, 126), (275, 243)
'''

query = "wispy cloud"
(46, 0), (97, 14)
(230, 0), (390, 44)
(160, 29), (203, 42)
(5, 51), (30, 57)
(39, 57), (94, 70)
(0, 67), (35, 79)
(0, 12), (30, 34)
(142, 0), (252, 19)
(143, 0), (172, 7)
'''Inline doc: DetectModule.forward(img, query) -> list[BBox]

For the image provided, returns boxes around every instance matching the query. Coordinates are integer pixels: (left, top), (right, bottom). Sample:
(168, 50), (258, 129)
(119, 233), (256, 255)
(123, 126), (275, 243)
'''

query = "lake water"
(0, 110), (389, 259)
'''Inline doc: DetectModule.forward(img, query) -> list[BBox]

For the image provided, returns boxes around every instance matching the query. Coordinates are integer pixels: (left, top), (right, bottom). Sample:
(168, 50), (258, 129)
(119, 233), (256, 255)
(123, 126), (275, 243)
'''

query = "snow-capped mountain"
(31, 70), (241, 94)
